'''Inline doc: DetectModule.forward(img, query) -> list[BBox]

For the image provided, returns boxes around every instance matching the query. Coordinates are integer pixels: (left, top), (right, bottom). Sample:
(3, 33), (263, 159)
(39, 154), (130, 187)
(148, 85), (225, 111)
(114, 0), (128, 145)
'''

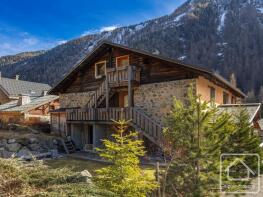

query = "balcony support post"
(106, 72), (109, 109)
(128, 65), (133, 107)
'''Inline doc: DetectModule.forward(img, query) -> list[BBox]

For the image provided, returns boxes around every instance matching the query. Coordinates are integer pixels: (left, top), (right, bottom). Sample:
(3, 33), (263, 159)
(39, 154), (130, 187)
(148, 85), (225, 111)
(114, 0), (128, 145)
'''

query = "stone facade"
(59, 92), (94, 108)
(134, 79), (196, 123)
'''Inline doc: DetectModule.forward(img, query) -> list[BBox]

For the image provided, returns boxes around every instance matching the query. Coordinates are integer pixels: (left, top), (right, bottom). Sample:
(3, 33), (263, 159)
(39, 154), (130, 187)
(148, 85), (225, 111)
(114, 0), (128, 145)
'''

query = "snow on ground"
(135, 23), (147, 31)
(218, 11), (227, 32)
(174, 13), (187, 22)
(217, 52), (224, 57)
(178, 55), (186, 60)
(257, 8), (263, 13)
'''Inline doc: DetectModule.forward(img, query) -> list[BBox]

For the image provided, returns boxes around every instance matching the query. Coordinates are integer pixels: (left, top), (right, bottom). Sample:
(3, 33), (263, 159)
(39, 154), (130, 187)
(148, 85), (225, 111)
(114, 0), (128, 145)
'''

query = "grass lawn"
(45, 156), (156, 179)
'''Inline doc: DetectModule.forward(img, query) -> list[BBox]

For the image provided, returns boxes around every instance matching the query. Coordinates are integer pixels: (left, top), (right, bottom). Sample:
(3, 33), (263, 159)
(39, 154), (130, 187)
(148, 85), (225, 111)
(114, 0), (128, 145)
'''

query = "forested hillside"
(1, 0), (263, 99)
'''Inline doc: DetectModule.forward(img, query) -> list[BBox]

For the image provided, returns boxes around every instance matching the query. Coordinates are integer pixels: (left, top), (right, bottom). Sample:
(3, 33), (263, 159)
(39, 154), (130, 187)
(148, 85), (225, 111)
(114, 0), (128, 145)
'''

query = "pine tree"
(221, 108), (263, 173)
(258, 86), (263, 103)
(246, 90), (258, 103)
(162, 88), (231, 196)
(94, 119), (158, 197)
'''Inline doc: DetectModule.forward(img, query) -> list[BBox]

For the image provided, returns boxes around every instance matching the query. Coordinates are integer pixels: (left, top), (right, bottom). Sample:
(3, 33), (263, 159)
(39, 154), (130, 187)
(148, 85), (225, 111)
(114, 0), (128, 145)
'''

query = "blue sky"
(0, 0), (185, 56)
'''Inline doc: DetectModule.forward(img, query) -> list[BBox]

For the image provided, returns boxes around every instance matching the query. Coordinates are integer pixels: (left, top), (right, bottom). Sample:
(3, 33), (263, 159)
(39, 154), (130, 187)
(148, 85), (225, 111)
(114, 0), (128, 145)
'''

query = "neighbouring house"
(49, 41), (246, 152)
(0, 73), (51, 105)
(0, 94), (59, 128)
(218, 103), (262, 136)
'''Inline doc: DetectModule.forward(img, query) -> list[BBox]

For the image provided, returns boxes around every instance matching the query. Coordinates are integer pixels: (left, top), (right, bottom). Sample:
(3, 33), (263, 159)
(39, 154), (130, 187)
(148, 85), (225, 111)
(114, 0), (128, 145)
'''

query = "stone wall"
(134, 79), (196, 124)
(59, 92), (94, 108)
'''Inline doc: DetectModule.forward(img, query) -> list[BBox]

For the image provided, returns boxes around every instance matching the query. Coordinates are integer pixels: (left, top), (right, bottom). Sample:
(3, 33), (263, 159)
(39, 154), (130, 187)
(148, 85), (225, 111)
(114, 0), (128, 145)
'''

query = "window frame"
(95, 61), (107, 79)
(223, 92), (229, 104)
(116, 55), (129, 68)
(209, 86), (216, 102)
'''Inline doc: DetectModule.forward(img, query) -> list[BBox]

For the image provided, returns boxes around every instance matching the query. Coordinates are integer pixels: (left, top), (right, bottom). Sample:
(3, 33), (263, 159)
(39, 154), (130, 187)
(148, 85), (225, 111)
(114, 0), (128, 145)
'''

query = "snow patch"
(153, 49), (160, 55)
(257, 8), (263, 13)
(217, 52), (223, 57)
(218, 11), (227, 32)
(135, 23), (147, 31)
(174, 13), (186, 22)
(178, 55), (186, 60)
(100, 26), (117, 32)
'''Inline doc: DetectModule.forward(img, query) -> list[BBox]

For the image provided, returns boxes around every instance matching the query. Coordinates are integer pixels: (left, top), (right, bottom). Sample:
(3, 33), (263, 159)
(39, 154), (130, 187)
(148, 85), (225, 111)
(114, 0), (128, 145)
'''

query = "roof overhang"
(48, 41), (246, 98)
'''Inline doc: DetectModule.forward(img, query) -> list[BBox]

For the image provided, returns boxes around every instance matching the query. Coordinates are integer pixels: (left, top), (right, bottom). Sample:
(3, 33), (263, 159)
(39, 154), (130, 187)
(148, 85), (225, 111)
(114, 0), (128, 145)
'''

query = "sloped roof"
(49, 41), (246, 98)
(218, 103), (261, 123)
(0, 95), (58, 113)
(0, 77), (51, 97)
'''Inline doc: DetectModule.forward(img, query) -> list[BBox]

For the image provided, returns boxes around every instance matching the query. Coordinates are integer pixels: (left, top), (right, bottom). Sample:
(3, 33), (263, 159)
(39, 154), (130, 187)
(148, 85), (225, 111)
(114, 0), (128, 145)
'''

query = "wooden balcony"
(66, 107), (162, 144)
(106, 65), (140, 87)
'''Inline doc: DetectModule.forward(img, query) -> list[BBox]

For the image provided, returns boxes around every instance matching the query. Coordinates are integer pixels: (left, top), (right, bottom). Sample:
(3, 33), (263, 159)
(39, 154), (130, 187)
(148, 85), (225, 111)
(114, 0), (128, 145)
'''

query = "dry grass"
(45, 157), (156, 180)
(0, 158), (113, 197)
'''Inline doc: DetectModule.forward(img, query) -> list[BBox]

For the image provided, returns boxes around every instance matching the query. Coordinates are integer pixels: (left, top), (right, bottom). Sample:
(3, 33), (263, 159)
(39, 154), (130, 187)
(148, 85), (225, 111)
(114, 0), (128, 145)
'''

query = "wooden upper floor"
(49, 41), (246, 105)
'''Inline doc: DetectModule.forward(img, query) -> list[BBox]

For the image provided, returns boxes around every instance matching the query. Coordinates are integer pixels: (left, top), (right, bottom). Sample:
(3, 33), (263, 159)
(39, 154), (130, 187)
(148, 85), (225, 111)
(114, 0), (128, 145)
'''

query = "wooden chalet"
(49, 41), (246, 152)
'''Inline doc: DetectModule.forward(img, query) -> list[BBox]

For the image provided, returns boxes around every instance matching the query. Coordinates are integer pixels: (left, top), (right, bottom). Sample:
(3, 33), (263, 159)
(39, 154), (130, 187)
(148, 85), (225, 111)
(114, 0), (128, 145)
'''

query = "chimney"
(17, 94), (31, 106)
(15, 75), (19, 80)
(42, 90), (48, 96)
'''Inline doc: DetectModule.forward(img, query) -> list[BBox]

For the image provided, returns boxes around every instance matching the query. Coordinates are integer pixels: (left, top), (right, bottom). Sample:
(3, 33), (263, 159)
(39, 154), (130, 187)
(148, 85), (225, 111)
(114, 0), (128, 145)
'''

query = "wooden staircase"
(63, 138), (76, 154)
(86, 80), (107, 108)
(72, 65), (163, 146)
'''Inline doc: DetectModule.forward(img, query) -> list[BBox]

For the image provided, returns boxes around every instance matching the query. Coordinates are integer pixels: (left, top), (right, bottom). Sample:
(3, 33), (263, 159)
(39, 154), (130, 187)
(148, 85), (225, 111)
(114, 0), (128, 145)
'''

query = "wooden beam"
(106, 72), (109, 109)
(128, 65), (133, 107)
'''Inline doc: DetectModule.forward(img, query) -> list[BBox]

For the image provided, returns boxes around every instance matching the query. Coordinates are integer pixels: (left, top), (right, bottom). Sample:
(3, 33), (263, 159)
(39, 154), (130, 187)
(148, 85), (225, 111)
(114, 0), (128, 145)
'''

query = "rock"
(1, 148), (14, 158)
(6, 142), (22, 152)
(80, 170), (92, 183)
(53, 139), (58, 145)
(16, 147), (32, 158)
(7, 139), (16, 144)
(29, 137), (39, 144)
(27, 143), (41, 151)
(50, 149), (59, 158)
(17, 138), (30, 146)
(0, 139), (7, 147)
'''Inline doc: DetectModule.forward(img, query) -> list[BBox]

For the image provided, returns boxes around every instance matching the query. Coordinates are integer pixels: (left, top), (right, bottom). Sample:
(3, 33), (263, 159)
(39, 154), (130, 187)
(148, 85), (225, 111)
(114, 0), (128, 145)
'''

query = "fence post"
(156, 162), (161, 197)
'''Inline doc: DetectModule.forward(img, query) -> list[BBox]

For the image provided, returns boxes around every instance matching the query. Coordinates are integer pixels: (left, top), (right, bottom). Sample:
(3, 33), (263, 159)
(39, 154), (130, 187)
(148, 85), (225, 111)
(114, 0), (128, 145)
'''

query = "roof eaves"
(49, 41), (246, 97)
(22, 96), (59, 113)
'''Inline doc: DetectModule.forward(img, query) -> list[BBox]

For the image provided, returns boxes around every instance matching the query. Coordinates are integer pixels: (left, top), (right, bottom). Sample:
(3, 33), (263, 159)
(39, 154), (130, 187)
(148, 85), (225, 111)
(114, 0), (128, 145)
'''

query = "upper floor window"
(223, 92), (229, 104)
(231, 96), (236, 104)
(209, 87), (215, 101)
(95, 61), (106, 78)
(116, 55), (129, 67)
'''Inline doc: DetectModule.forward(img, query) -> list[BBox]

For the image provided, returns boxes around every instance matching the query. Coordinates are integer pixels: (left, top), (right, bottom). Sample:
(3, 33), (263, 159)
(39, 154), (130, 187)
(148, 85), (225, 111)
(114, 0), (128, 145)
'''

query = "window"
(95, 61), (106, 78)
(223, 92), (229, 104)
(124, 95), (129, 107)
(209, 87), (215, 101)
(116, 55), (129, 67)
(231, 96), (236, 104)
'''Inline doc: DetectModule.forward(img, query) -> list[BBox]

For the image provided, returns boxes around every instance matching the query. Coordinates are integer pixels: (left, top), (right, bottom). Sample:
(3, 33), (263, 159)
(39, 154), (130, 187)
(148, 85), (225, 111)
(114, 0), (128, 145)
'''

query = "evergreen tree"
(94, 119), (158, 197)
(258, 86), (263, 103)
(246, 90), (258, 103)
(162, 88), (231, 196)
(221, 108), (263, 173)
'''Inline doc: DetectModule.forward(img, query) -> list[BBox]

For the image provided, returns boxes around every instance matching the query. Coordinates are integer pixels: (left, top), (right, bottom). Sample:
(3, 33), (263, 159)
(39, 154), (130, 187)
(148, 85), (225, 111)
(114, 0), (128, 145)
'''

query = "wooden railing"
(86, 65), (140, 108)
(107, 65), (140, 85)
(86, 80), (106, 108)
(66, 107), (162, 144)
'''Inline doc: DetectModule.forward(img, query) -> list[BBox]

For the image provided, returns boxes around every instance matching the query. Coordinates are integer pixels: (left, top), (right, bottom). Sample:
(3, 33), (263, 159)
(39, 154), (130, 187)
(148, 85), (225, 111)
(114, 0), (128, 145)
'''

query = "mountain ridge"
(1, 0), (263, 99)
